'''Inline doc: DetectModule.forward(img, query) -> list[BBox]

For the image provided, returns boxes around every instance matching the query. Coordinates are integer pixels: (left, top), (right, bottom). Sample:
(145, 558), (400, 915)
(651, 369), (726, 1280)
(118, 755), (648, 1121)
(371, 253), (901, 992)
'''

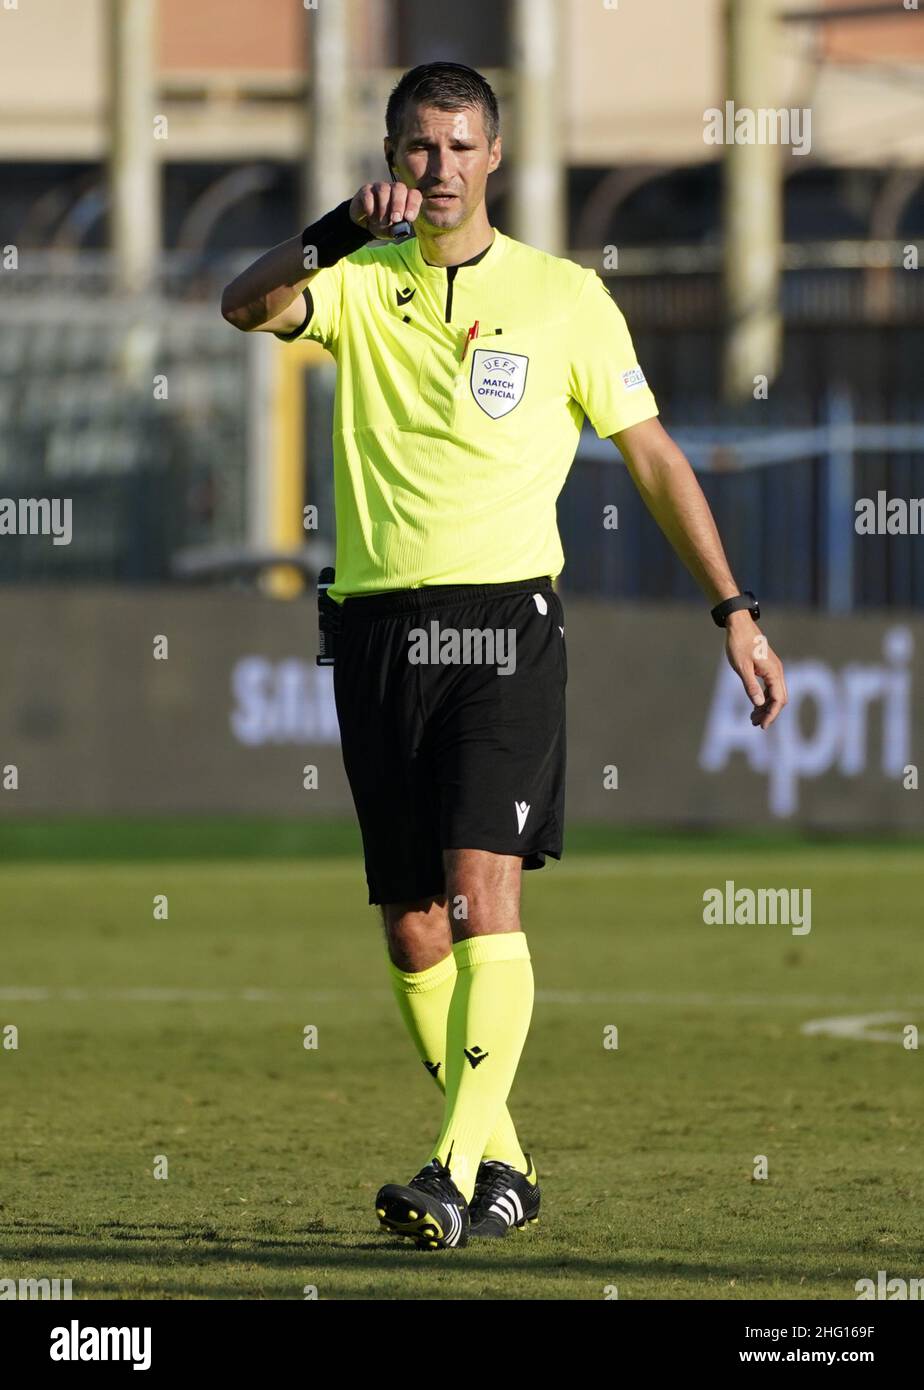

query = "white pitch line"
(801, 1011), (923, 1044)
(543, 856), (924, 879)
(537, 991), (924, 1008)
(2, 987), (924, 1009)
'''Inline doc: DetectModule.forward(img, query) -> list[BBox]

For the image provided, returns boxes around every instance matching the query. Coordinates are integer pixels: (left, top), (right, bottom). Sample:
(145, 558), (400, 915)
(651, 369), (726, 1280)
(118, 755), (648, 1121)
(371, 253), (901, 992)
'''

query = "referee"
(222, 62), (787, 1250)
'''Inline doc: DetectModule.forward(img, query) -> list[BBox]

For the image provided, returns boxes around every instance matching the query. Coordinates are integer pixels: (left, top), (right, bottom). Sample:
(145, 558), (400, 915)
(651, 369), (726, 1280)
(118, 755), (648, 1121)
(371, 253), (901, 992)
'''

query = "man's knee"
(381, 895), (450, 971)
(443, 849), (522, 936)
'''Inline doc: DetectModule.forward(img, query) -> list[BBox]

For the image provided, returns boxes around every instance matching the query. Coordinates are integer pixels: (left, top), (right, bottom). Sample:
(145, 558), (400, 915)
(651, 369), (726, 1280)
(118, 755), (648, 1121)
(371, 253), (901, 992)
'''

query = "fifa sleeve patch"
(621, 366), (647, 392)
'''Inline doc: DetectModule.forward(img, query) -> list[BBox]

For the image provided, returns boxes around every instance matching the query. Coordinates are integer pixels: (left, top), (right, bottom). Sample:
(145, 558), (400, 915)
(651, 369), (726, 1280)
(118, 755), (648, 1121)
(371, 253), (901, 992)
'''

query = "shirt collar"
(405, 228), (504, 278)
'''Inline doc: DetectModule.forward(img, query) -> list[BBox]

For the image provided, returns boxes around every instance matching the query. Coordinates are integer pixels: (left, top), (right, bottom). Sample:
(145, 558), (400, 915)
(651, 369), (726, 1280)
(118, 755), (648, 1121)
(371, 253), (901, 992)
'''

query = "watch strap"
(711, 591), (760, 627)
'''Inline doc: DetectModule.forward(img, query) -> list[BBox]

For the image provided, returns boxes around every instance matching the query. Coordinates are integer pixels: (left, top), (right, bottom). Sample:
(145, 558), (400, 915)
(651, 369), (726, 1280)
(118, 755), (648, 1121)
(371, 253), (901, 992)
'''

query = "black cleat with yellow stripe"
(375, 1158), (469, 1249)
(468, 1155), (540, 1238)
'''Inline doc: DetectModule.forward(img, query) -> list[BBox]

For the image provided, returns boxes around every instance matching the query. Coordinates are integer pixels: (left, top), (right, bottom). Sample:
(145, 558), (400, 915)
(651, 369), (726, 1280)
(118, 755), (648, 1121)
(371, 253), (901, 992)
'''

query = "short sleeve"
(275, 260), (345, 353)
(567, 271), (658, 438)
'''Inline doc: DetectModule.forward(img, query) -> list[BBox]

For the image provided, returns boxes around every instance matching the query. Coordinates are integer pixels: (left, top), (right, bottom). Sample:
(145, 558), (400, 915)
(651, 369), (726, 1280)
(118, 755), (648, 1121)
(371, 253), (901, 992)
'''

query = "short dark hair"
(386, 62), (500, 148)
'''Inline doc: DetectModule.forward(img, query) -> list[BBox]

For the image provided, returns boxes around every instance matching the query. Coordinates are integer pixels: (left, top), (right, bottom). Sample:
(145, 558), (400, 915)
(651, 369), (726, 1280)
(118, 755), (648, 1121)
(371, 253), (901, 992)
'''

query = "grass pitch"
(1, 821), (921, 1300)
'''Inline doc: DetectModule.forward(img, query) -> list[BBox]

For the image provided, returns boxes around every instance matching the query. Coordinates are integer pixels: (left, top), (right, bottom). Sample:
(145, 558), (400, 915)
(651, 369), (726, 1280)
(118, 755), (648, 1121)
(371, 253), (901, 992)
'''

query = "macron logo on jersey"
(515, 801), (531, 834)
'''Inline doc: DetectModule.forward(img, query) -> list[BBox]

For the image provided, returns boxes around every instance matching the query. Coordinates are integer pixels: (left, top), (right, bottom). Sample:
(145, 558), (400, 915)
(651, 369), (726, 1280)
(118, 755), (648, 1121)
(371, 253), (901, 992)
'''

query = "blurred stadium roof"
(1, 0), (922, 166)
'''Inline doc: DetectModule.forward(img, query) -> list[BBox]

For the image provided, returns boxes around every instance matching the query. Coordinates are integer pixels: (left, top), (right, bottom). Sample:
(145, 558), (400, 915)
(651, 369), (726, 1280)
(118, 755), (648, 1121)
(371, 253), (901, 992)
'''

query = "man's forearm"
(615, 421), (746, 608)
(613, 405), (785, 720)
(639, 455), (741, 606)
(221, 235), (314, 332)
(221, 200), (375, 332)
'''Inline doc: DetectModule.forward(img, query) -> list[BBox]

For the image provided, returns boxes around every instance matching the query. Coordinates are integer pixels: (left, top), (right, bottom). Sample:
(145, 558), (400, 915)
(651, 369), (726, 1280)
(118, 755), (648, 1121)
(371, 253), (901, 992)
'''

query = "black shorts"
(333, 575), (567, 905)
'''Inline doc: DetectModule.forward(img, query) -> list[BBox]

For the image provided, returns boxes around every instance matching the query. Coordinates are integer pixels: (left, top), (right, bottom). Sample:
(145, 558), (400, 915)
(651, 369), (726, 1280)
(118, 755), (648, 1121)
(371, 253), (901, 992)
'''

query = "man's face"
(388, 103), (501, 232)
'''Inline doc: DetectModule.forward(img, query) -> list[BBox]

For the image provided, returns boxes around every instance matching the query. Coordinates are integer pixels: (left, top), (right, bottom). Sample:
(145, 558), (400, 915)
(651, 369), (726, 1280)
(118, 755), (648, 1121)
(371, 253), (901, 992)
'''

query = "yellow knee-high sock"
(388, 952), (528, 1172)
(429, 932), (534, 1202)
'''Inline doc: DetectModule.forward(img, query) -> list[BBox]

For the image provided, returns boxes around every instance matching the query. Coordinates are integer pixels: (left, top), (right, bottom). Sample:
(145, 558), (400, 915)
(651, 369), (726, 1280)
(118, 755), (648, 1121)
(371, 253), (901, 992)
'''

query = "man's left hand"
(724, 613), (788, 730)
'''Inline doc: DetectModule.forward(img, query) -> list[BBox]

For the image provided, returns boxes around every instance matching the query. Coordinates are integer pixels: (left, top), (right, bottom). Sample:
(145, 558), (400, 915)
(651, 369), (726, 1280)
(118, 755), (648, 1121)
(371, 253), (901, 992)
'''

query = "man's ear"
(384, 143), (396, 177)
(488, 136), (502, 174)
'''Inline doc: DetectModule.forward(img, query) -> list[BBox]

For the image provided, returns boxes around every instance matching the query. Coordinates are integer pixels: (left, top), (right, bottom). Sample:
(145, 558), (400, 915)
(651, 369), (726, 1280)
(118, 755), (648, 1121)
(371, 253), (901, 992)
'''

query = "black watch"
(711, 591), (760, 627)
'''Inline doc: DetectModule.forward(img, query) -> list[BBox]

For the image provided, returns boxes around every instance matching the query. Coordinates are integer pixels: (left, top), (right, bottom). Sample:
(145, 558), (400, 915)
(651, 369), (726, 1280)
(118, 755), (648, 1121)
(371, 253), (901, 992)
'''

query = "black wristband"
(711, 591), (760, 627)
(300, 200), (374, 269)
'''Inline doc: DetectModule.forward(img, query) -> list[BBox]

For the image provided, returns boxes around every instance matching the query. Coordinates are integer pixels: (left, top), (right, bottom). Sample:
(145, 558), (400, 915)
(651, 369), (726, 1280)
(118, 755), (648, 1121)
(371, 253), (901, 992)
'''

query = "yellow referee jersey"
(281, 227), (658, 603)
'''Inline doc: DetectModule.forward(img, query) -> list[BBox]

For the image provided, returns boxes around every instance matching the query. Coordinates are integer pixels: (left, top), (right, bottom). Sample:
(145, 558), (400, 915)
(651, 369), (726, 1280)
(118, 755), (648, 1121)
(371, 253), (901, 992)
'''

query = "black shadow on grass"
(0, 1218), (867, 1288)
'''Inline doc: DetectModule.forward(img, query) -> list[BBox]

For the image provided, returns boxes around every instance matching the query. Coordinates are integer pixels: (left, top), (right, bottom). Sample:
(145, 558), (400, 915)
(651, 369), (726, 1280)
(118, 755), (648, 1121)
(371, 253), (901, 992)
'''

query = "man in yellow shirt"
(222, 62), (787, 1250)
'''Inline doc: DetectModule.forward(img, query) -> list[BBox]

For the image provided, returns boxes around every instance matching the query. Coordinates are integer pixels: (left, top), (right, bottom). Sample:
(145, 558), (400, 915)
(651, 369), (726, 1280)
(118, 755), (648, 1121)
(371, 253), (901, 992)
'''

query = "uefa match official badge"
(469, 349), (529, 418)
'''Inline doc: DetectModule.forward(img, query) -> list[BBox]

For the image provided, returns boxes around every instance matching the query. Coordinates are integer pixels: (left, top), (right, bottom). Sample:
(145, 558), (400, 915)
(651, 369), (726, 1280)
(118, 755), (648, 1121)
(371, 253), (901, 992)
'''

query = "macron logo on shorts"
(515, 801), (531, 834)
